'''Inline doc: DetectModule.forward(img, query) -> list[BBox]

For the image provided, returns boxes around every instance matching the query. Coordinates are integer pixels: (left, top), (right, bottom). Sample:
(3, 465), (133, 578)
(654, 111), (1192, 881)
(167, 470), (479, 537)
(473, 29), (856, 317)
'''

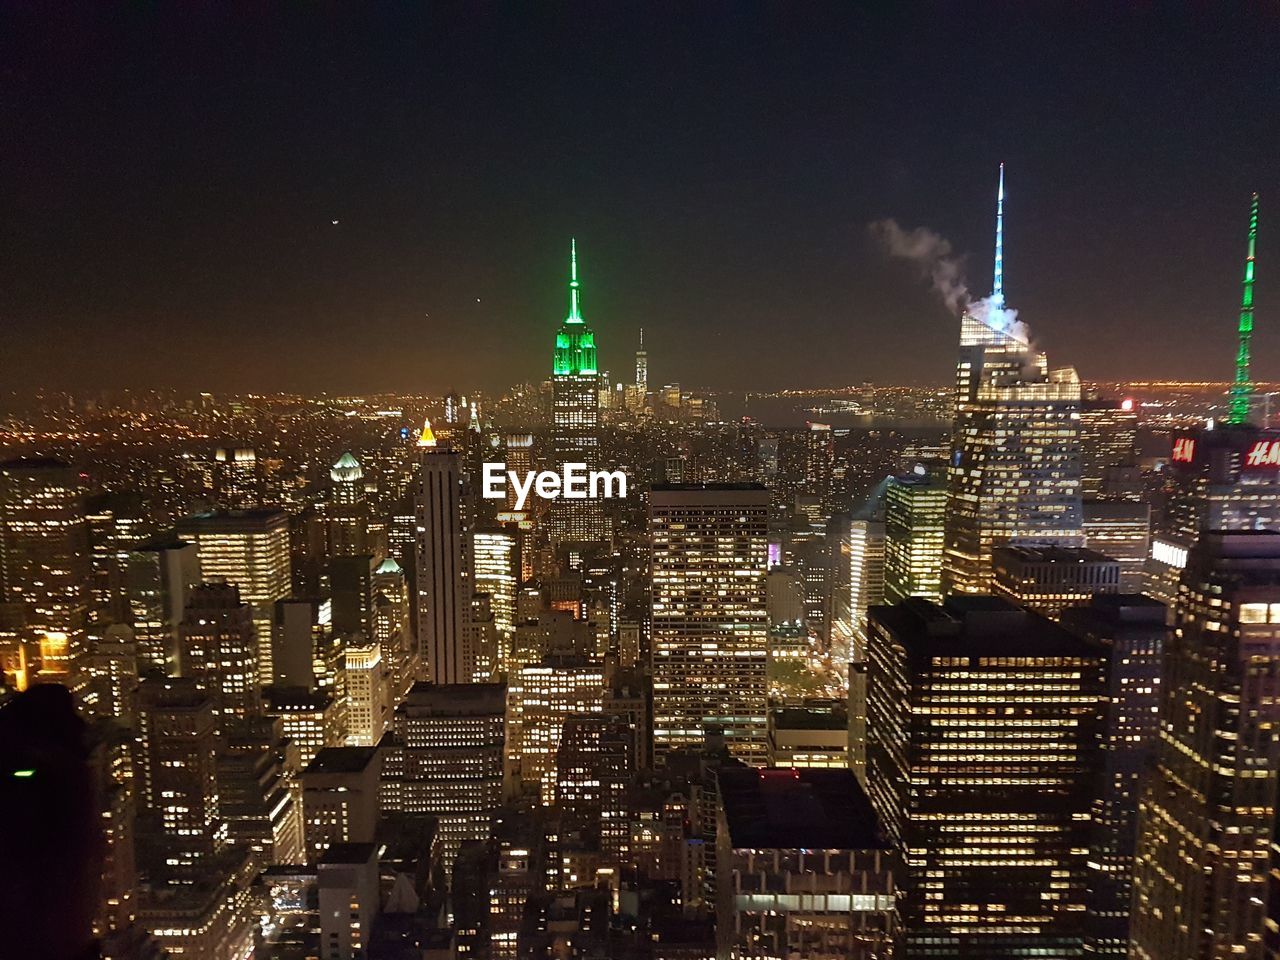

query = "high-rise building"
(380, 682), (506, 872)
(343, 640), (387, 746)
(218, 717), (305, 868)
(414, 420), (468, 683)
(549, 239), (609, 548)
(1132, 531), (1280, 959)
(805, 422), (835, 509)
(178, 582), (261, 721)
(327, 452), (369, 557)
(212, 446), (258, 509)
(176, 509), (292, 685)
(472, 527), (518, 664)
(990, 543), (1121, 619)
(943, 168), (1083, 595)
(124, 536), (201, 674)
(301, 746), (381, 863)
(1079, 396), (1141, 500)
(884, 468), (946, 604)
(866, 595), (1104, 957)
(715, 767), (900, 960)
(635, 325), (648, 393)
(317, 843), (379, 960)
(514, 654), (605, 803)
(1060, 594), (1166, 960)
(650, 484), (769, 764)
(555, 715), (635, 863)
(271, 596), (333, 689)
(0, 457), (91, 685)
(1148, 422), (1280, 604)
(263, 686), (345, 769)
(137, 677), (225, 870)
(1082, 499), (1150, 593)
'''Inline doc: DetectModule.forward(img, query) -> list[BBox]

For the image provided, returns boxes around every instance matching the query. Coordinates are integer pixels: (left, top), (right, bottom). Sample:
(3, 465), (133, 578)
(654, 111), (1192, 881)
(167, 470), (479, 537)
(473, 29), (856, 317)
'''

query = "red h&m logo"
(1246, 440), (1280, 467)
(1171, 437), (1196, 463)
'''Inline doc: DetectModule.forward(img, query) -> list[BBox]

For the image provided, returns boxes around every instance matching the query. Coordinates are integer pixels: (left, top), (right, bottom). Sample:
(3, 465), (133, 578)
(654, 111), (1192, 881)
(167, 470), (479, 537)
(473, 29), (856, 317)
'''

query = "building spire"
(991, 162), (1005, 308)
(567, 237), (583, 322)
(1228, 193), (1260, 425)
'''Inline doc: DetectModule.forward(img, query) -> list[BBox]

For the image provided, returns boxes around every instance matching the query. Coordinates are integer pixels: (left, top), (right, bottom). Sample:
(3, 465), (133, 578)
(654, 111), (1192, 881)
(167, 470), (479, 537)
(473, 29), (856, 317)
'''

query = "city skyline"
(1, 6), (1277, 394)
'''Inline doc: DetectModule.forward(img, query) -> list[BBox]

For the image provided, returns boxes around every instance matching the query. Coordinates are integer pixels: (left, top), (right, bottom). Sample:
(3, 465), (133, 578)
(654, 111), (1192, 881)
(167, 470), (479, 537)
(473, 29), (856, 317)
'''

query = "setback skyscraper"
(1132, 531), (1280, 959)
(415, 420), (468, 684)
(549, 239), (609, 550)
(943, 167), (1084, 594)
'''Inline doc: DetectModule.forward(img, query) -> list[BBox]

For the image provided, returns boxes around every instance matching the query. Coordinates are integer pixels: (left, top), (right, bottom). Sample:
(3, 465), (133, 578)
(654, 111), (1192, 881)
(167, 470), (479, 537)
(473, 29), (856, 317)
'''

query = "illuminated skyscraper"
(472, 526), (519, 668)
(213, 446), (258, 509)
(137, 677), (225, 870)
(1079, 397), (1140, 500)
(884, 468), (946, 604)
(513, 654), (605, 803)
(343, 640), (387, 746)
(176, 508), (292, 685)
(380, 682), (506, 872)
(650, 484), (769, 764)
(414, 420), (468, 683)
(549, 239), (609, 548)
(327, 451), (369, 557)
(1227, 193), (1260, 425)
(178, 582), (261, 721)
(1060, 594), (1166, 960)
(944, 169), (1083, 594)
(991, 543), (1120, 619)
(866, 595), (1104, 957)
(635, 326), (648, 392)
(124, 536), (201, 674)
(0, 457), (91, 685)
(1132, 531), (1280, 959)
(1148, 424), (1280, 604)
(556, 715), (635, 863)
(804, 422), (835, 509)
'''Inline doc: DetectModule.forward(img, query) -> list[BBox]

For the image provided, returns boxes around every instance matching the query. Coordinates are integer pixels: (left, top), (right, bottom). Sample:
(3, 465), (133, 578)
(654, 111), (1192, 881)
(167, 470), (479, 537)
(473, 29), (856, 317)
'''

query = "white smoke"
(870, 219), (1028, 343)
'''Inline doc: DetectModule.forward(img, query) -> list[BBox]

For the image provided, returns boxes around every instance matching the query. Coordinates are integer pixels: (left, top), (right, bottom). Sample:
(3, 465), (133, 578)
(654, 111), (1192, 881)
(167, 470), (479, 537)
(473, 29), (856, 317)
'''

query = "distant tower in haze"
(415, 420), (468, 684)
(1227, 192), (1260, 425)
(635, 327), (648, 392)
(943, 166), (1083, 594)
(549, 239), (609, 550)
(328, 452), (369, 557)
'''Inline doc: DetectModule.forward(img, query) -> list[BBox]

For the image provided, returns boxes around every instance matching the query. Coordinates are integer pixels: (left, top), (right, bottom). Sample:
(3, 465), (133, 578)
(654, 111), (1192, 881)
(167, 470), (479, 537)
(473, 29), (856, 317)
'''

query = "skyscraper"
(1060, 594), (1166, 960)
(1227, 193), (1260, 425)
(380, 682), (506, 873)
(176, 508), (292, 685)
(866, 595), (1104, 957)
(1079, 396), (1140, 500)
(650, 484), (769, 764)
(884, 468), (946, 604)
(137, 677), (225, 870)
(0, 457), (91, 685)
(415, 420), (468, 684)
(178, 582), (261, 721)
(1132, 531), (1280, 959)
(549, 239), (609, 548)
(327, 451), (369, 557)
(943, 168), (1084, 594)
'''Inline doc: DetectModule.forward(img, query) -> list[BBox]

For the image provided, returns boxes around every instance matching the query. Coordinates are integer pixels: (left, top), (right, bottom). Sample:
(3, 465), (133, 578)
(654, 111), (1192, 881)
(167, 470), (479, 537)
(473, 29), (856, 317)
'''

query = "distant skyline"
(1, 5), (1277, 394)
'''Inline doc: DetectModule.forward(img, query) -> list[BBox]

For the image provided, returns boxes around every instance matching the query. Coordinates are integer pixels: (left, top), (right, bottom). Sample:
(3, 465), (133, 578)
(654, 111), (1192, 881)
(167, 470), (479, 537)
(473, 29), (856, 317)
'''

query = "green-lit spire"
(568, 237), (582, 322)
(1228, 193), (1260, 425)
(553, 237), (598, 376)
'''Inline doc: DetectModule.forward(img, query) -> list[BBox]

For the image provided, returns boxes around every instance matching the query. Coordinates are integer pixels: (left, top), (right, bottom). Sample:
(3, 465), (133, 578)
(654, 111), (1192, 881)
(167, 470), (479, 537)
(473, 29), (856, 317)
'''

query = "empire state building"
(549, 239), (610, 549)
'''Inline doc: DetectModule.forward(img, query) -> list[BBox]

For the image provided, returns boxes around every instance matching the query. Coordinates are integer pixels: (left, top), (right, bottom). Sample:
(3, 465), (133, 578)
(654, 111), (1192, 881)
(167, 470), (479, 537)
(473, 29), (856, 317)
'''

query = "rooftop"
(304, 746), (378, 776)
(719, 766), (886, 851)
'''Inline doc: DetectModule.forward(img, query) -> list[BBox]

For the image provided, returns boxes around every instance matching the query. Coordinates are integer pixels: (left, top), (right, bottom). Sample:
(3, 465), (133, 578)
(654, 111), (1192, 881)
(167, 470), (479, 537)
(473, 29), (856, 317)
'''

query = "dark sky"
(1, 4), (1277, 395)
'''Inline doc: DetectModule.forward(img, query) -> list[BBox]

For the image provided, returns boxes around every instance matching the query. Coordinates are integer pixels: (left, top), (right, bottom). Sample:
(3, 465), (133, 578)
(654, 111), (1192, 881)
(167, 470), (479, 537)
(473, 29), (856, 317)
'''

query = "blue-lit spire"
(991, 162), (1005, 308)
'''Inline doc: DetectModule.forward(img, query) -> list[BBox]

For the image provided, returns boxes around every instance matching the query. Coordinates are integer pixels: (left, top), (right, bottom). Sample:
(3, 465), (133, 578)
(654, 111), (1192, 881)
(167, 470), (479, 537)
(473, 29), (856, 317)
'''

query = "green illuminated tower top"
(1228, 193), (1260, 425)
(553, 238), (598, 376)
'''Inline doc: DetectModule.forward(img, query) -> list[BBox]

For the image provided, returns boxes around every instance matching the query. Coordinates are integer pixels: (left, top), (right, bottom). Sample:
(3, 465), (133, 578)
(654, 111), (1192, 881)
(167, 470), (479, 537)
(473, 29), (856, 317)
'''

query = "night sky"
(1, 5), (1277, 395)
